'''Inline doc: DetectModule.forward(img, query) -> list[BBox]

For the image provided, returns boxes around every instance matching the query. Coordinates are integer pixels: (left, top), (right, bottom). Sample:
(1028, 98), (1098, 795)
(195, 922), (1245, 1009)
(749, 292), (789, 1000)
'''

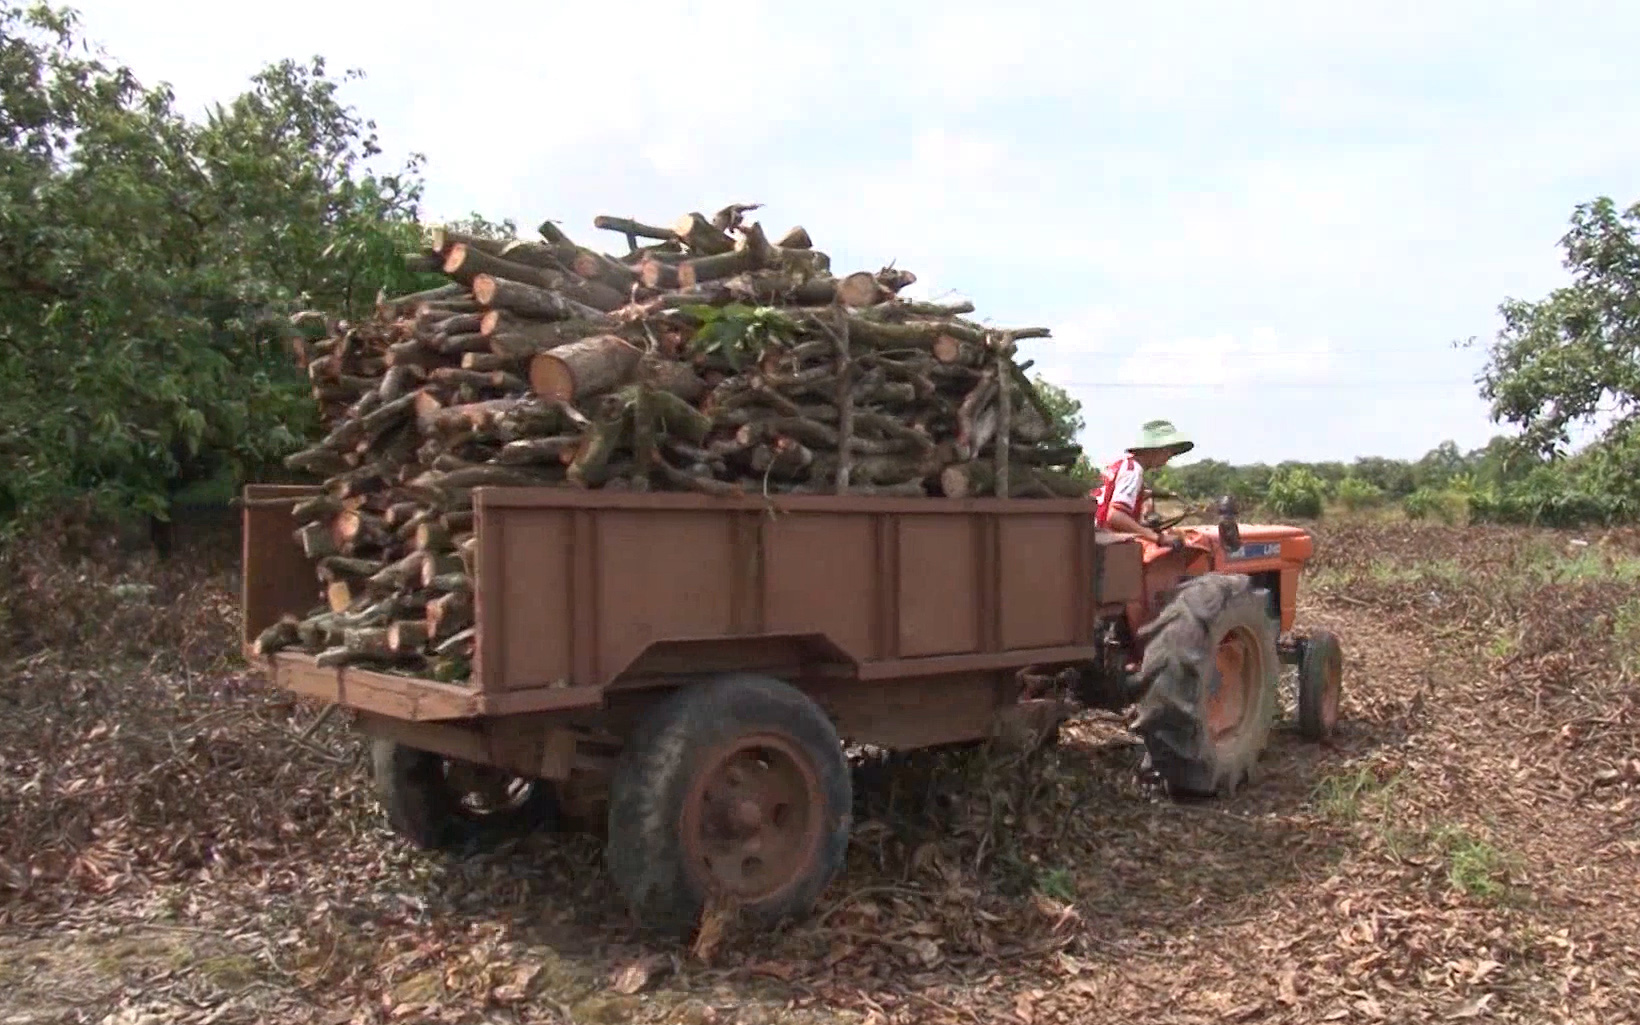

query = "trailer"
(243, 483), (1142, 932)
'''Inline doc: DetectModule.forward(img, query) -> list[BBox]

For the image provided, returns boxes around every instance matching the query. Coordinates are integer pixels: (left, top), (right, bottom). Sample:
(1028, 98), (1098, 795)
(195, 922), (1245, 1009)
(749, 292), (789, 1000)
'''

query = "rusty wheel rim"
(1206, 627), (1260, 740)
(442, 760), (535, 816)
(1319, 646), (1343, 730)
(679, 734), (823, 905)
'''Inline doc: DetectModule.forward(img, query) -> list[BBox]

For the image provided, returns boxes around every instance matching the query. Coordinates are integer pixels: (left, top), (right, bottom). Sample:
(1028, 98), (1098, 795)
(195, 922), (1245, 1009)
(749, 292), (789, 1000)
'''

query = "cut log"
(318, 556), (385, 581)
(369, 552), (426, 592)
(252, 616), (301, 657)
(488, 319), (618, 360)
(673, 212), (736, 255)
(461, 351), (526, 373)
(447, 246), (625, 311)
(325, 580), (353, 614)
(285, 446), (349, 477)
(836, 271), (893, 308)
(675, 222), (773, 290)
(494, 435), (582, 465)
(296, 522), (337, 560)
(566, 403), (629, 488)
(420, 553), (465, 588)
(432, 331), (493, 356)
(292, 494), (343, 524)
(426, 591), (474, 641)
(428, 367), (528, 394)
(387, 620), (430, 655)
(414, 520), (452, 552)
(711, 203), (762, 233)
(639, 354), (707, 403)
(529, 334), (643, 403)
(472, 274), (608, 321)
(378, 282), (465, 319)
(435, 626), (476, 658)
(427, 226), (509, 257)
(418, 397), (529, 435)
(650, 389), (713, 445)
(592, 215), (677, 242)
(342, 627), (394, 659)
(776, 226), (813, 249)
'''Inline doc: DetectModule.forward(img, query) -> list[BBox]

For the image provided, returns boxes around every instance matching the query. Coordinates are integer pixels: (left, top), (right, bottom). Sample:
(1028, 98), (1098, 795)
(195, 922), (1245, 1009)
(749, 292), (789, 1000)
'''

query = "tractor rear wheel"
(1132, 574), (1279, 798)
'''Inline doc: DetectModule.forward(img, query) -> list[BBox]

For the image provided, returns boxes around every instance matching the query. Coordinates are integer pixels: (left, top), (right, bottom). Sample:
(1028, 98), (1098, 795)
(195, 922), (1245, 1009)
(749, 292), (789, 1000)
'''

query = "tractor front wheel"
(1133, 574), (1279, 798)
(1296, 629), (1344, 741)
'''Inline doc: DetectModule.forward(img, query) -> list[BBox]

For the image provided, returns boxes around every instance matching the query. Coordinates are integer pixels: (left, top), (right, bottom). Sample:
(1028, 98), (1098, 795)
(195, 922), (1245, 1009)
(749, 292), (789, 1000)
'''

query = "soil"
(1, 518), (1636, 1024)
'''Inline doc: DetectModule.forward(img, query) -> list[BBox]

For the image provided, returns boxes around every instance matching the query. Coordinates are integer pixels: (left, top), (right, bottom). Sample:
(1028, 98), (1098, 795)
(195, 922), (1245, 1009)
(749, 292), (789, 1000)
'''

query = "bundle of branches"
(255, 203), (1085, 679)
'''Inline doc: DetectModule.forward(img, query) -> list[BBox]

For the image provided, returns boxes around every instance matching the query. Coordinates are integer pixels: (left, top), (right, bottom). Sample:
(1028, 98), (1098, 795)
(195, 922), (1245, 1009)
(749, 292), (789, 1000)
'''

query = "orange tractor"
(1059, 496), (1345, 797)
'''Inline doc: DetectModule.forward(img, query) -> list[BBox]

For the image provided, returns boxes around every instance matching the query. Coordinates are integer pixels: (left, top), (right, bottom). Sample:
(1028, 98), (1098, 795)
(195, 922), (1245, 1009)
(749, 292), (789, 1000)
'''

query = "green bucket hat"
(1128, 419), (1194, 457)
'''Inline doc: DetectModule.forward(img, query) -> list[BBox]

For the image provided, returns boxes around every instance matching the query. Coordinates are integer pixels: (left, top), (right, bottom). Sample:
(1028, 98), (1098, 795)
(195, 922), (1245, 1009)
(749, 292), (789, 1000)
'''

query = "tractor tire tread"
(605, 673), (852, 936)
(1134, 574), (1279, 799)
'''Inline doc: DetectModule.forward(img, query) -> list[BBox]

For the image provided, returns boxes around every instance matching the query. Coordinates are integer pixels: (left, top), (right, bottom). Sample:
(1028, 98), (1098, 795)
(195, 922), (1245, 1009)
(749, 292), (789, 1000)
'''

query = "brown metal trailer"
(243, 482), (1142, 932)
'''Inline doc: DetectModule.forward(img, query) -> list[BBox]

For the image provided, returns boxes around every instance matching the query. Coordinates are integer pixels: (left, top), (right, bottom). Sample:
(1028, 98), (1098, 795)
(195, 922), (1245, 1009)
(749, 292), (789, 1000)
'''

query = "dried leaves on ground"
(1, 517), (1638, 1024)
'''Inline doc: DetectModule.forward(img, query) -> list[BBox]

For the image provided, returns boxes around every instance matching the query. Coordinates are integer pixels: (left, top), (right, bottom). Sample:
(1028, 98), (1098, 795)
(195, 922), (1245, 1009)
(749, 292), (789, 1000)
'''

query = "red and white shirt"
(1090, 455), (1147, 528)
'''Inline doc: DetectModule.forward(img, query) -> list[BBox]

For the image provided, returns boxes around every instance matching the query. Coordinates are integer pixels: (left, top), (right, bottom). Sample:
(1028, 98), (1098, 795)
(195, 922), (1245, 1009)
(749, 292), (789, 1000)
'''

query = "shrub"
(1265, 467), (1326, 519)
(1335, 476), (1384, 512)
(1402, 487), (1470, 525)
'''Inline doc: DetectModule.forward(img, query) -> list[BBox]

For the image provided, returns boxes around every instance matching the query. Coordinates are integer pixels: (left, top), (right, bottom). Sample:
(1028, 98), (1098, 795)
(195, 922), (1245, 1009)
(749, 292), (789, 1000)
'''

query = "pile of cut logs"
(255, 204), (1085, 678)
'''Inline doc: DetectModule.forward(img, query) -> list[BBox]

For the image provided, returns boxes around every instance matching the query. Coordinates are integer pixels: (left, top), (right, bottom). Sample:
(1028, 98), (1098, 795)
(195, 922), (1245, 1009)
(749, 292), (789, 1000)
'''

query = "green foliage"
(1264, 466), (1326, 519)
(1029, 376), (1084, 447)
(1402, 488), (1470, 525)
(1479, 197), (1640, 458)
(0, 3), (431, 528)
(680, 303), (797, 370)
(1160, 458), (1258, 504)
(1334, 476), (1383, 511)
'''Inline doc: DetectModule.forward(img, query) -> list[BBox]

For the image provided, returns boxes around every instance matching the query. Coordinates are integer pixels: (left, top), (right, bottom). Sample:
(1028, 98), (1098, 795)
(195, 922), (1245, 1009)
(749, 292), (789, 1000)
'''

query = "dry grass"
(1, 517), (1638, 1023)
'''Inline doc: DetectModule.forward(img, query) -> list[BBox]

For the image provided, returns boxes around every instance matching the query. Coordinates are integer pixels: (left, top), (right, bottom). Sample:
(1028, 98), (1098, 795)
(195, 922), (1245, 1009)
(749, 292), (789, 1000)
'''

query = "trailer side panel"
(471, 490), (1117, 695)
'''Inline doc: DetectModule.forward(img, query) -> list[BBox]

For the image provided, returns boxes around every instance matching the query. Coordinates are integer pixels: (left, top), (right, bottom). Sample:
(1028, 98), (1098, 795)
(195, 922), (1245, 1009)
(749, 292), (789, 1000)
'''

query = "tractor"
(1055, 495), (1344, 798)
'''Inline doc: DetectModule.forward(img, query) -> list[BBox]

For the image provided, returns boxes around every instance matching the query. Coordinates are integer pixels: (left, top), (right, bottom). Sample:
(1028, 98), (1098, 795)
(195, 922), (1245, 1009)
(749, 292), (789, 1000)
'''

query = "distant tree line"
(1145, 435), (1638, 527)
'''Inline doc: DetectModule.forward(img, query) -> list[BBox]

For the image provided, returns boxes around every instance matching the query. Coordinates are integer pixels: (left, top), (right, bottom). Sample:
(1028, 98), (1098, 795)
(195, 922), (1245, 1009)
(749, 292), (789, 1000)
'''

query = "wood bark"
(529, 335), (643, 402)
(673, 212), (735, 255)
(472, 274), (609, 321)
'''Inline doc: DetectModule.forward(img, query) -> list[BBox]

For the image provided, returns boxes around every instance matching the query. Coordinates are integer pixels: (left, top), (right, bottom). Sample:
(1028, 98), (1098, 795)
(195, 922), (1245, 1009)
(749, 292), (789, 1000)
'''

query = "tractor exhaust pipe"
(1217, 495), (1241, 552)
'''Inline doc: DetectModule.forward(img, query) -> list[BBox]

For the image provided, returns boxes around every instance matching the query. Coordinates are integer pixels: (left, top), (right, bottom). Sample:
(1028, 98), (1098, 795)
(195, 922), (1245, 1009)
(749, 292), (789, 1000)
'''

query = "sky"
(58, 0), (1640, 465)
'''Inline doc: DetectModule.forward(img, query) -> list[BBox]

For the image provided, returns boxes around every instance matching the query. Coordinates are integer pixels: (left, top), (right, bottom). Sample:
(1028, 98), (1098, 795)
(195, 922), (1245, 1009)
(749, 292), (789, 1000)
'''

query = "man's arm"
(1105, 506), (1163, 543)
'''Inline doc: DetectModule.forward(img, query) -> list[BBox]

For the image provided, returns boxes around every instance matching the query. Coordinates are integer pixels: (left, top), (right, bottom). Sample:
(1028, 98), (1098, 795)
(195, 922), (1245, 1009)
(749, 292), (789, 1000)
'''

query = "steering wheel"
(1143, 499), (1206, 533)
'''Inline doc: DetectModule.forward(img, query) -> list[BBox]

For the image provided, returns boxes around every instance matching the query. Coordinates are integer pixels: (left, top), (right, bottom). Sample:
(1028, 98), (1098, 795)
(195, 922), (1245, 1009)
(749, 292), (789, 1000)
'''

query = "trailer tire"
(1133, 574), (1279, 799)
(370, 739), (560, 851)
(606, 673), (851, 935)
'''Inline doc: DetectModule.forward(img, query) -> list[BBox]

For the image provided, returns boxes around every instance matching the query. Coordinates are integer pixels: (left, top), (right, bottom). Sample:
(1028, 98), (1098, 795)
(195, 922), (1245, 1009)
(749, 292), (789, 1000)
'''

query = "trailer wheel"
(1296, 629), (1344, 741)
(370, 739), (560, 851)
(1133, 574), (1279, 799)
(606, 673), (851, 935)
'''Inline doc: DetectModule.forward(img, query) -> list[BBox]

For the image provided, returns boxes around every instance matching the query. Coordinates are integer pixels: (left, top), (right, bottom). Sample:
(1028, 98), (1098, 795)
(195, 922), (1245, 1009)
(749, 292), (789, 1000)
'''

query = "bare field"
(1, 519), (1637, 1024)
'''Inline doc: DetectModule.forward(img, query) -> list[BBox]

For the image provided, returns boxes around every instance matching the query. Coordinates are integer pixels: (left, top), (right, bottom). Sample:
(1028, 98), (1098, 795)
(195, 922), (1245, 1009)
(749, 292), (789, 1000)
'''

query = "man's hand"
(1153, 528), (1183, 550)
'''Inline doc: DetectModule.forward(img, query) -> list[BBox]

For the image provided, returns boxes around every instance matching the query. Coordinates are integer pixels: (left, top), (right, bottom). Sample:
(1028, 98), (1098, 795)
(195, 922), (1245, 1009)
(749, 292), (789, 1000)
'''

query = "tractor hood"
(1225, 523), (1313, 545)
(1187, 522), (1314, 562)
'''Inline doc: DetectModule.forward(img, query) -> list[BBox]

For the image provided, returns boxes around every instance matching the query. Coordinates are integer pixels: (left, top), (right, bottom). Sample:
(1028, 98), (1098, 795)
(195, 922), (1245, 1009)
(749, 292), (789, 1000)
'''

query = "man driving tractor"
(1091, 419), (1194, 544)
